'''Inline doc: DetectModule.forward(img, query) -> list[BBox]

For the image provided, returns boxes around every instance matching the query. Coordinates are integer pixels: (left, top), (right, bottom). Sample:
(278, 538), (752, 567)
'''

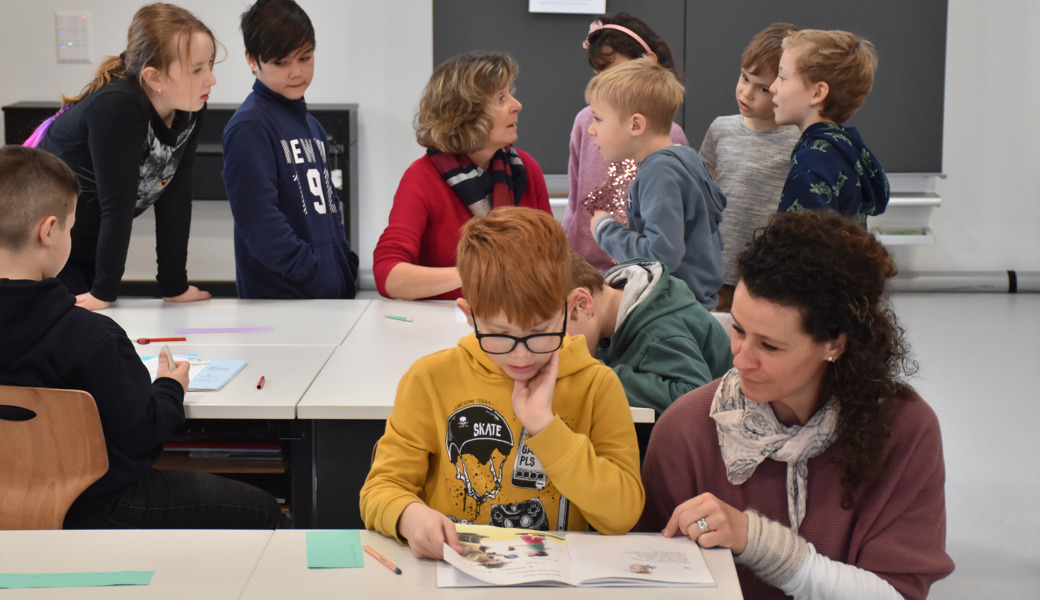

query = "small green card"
(306, 530), (364, 569)
(0, 570), (154, 589)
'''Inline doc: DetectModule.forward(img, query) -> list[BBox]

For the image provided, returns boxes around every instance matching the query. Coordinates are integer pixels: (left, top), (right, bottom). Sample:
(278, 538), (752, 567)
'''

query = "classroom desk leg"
(287, 420), (316, 528)
(309, 419), (386, 529)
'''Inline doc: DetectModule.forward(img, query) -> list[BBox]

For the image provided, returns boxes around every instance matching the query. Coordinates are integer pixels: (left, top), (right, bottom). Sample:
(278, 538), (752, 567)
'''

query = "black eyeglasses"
(471, 306), (567, 355)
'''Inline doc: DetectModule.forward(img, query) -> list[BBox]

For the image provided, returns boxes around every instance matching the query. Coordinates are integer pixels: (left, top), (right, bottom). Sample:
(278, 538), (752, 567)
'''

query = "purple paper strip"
(174, 327), (275, 334)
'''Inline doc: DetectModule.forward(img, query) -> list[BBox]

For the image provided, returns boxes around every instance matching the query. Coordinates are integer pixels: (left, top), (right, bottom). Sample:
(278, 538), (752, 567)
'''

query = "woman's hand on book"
(662, 492), (749, 554)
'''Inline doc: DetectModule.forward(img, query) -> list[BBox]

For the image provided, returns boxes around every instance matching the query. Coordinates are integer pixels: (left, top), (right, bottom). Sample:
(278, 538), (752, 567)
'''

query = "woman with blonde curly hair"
(640, 211), (954, 599)
(373, 51), (551, 301)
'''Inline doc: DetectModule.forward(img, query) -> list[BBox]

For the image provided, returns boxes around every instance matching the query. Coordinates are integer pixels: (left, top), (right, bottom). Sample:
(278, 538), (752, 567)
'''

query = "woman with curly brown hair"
(372, 51), (551, 301)
(639, 211), (953, 599)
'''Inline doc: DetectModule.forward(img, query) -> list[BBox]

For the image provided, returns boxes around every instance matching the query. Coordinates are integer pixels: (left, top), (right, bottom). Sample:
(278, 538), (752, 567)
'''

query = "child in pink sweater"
(563, 12), (687, 272)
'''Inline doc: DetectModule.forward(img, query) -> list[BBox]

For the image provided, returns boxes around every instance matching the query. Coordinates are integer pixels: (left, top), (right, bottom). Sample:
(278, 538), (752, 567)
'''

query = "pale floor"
(891, 293), (1040, 599)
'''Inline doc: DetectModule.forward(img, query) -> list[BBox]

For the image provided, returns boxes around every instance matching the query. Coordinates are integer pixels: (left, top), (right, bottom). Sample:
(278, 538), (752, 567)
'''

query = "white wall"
(1, 0), (1038, 283)
(0, 0), (432, 285)
(897, 0), (1040, 273)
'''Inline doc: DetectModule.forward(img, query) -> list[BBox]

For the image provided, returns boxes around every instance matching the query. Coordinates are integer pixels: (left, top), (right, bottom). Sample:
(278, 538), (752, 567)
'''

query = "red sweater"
(373, 150), (551, 300)
(640, 379), (954, 600)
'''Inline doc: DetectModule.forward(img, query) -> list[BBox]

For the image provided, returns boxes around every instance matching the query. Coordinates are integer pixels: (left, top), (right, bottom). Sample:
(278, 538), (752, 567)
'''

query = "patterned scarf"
(427, 146), (527, 217)
(709, 368), (839, 533)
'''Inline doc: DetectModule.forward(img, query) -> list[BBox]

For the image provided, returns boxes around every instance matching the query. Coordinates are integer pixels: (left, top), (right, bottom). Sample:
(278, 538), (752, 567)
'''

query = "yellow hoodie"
(361, 333), (644, 539)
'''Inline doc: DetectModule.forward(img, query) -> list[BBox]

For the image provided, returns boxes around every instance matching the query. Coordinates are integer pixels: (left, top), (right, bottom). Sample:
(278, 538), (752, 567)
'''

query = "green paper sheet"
(0, 570), (153, 589)
(306, 530), (364, 569)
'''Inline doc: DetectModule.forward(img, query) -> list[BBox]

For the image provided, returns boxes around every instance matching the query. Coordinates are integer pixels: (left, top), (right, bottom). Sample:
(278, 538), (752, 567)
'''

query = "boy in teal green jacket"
(567, 252), (733, 415)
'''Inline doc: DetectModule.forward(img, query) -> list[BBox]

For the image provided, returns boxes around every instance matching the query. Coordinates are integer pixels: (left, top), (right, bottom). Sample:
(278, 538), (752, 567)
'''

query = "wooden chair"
(0, 385), (108, 529)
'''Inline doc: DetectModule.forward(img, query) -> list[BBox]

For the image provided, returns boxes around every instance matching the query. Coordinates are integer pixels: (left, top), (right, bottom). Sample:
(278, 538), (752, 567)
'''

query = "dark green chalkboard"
(434, 0), (946, 175)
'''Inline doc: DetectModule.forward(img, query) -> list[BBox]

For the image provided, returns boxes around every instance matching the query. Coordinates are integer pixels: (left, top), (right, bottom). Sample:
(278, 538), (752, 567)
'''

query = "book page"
(566, 532), (716, 587)
(438, 525), (573, 587)
(187, 358), (246, 391)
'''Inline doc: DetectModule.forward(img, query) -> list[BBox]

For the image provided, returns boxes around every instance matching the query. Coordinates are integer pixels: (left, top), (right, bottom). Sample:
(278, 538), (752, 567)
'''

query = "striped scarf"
(427, 146), (527, 217)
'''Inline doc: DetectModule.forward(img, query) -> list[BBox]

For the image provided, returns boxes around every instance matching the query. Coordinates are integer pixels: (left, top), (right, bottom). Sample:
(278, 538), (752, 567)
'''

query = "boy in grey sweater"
(699, 23), (801, 311)
(587, 58), (727, 311)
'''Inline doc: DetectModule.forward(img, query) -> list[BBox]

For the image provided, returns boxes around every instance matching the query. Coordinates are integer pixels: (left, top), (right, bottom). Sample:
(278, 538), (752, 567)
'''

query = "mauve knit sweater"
(640, 378), (954, 599)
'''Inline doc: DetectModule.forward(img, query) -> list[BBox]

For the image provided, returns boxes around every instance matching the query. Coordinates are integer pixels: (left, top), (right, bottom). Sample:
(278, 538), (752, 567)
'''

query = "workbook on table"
(143, 355), (247, 391)
(437, 524), (715, 588)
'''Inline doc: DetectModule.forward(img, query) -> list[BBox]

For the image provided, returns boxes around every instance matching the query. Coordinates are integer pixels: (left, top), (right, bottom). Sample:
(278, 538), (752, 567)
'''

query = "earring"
(827, 356), (836, 363)
(156, 88), (162, 96)
(810, 101), (816, 108)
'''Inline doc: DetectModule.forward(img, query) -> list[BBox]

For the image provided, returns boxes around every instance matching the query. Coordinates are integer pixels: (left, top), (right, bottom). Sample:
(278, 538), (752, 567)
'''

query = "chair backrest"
(0, 385), (108, 529)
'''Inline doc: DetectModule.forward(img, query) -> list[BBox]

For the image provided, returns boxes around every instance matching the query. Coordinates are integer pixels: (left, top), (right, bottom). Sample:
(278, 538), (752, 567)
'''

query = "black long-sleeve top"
(39, 78), (203, 301)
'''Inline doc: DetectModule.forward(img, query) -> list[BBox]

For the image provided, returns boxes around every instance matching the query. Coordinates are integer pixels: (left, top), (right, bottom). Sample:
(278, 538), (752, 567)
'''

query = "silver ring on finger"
(697, 517), (710, 534)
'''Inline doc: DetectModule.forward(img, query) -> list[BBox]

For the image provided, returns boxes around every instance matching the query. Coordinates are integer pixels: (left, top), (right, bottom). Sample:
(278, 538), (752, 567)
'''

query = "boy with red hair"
(361, 207), (643, 559)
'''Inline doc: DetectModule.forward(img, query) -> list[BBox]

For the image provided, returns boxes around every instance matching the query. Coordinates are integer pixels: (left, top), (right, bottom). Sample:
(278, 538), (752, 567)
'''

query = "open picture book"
(437, 524), (716, 588)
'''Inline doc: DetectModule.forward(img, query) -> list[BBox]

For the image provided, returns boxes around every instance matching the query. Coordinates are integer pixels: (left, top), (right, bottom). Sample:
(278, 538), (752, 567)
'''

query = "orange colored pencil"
(363, 544), (402, 575)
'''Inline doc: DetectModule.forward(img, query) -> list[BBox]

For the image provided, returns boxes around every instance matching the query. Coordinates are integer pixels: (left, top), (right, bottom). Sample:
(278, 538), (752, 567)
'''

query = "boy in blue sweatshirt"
(587, 57), (727, 311)
(223, 0), (358, 299)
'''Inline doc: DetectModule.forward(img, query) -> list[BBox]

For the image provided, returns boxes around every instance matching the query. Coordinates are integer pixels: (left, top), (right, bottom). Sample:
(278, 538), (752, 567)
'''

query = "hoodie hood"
(0, 279), (76, 367)
(602, 261), (697, 350)
(647, 146), (727, 233)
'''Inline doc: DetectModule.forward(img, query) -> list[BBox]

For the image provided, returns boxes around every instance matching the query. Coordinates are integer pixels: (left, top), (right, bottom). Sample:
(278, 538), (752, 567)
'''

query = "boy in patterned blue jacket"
(770, 29), (889, 226)
(223, 0), (358, 298)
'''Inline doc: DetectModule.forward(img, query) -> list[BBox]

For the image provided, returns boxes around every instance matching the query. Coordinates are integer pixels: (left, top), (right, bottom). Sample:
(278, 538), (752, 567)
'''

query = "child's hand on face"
(397, 502), (464, 559)
(511, 351), (559, 436)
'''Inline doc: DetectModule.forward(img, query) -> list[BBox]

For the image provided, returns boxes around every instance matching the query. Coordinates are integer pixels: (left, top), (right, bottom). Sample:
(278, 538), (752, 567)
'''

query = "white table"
(100, 300), (352, 525)
(241, 529), (743, 599)
(299, 299), (656, 423)
(132, 343), (336, 420)
(0, 529), (273, 599)
(100, 298), (370, 346)
(298, 299), (471, 419)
